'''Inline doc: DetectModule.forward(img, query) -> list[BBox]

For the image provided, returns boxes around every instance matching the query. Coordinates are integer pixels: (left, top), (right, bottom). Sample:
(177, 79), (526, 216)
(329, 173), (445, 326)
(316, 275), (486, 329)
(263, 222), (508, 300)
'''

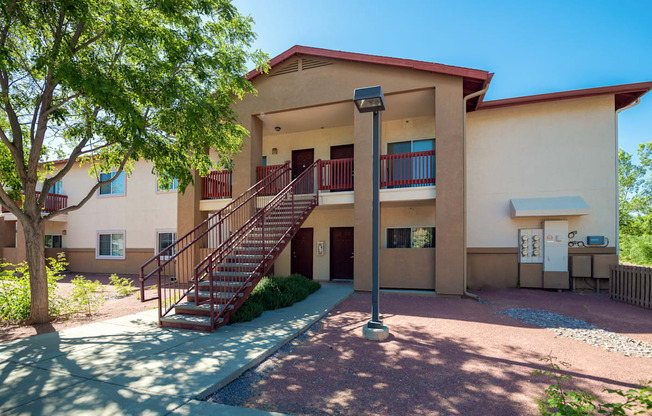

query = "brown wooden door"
(330, 144), (354, 192)
(291, 228), (313, 279)
(330, 144), (353, 160)
(330, 227), (354, 280)
(292, 148), (314, 180)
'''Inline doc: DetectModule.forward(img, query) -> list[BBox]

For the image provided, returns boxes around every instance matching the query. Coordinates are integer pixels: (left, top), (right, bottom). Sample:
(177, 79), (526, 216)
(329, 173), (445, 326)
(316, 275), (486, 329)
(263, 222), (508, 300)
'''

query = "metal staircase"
(139, 161), (320, 331)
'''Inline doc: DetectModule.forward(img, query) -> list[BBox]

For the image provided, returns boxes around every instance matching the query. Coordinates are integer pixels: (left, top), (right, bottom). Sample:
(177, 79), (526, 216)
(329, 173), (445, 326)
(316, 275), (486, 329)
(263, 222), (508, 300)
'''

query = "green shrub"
(230, 274), (321, 323)
(69, 276), (106, 316)
(0, 253), (67, 322)
(109, 274), (134, 297)
(619, 234), (652, 266)
(534, 354), (652, 415)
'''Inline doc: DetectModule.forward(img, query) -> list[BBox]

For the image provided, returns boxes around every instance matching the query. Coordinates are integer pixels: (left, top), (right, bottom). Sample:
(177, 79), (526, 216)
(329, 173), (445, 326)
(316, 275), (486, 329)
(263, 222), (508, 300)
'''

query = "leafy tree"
(619, 143), (652, 235)
(0, 0), (267, 323)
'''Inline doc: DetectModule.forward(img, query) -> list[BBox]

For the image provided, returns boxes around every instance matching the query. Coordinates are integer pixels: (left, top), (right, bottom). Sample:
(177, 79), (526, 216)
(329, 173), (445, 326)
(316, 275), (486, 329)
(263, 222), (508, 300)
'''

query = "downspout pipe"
(614, 98), (641, 256)
(462, 84), (491, 301)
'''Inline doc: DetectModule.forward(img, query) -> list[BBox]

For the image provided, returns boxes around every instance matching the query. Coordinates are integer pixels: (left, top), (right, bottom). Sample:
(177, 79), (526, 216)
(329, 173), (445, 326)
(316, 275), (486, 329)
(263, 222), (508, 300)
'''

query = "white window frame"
(98, 171), (126, 198)
(96, 230), (126, 259)
(386, 226), (435, 249)
(156, 177), (178, 193)
(155, 229), (177, 259)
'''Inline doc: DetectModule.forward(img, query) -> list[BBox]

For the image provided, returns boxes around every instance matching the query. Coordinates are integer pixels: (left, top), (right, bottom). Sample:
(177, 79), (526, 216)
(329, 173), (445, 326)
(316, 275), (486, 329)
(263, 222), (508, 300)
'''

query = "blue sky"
(234, 0), (652, 155)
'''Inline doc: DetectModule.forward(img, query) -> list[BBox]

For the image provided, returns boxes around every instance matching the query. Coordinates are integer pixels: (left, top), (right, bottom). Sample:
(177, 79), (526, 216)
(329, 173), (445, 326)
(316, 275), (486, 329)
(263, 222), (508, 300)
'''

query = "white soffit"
(510, 196), (589, 217)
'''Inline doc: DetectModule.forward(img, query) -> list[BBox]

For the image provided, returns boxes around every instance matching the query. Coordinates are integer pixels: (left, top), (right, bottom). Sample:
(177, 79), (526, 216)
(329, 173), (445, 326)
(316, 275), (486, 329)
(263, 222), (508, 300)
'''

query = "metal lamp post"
(354, 85), (389, 341)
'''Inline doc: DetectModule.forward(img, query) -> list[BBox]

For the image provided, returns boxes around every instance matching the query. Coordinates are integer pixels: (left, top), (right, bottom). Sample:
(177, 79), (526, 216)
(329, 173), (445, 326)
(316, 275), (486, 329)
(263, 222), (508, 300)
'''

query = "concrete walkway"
(0, 283), (353, 415)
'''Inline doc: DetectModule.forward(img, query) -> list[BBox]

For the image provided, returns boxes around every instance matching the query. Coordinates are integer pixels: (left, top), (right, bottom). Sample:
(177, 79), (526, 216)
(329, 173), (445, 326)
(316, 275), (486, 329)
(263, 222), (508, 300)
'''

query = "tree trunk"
(22, 221), (49, 324)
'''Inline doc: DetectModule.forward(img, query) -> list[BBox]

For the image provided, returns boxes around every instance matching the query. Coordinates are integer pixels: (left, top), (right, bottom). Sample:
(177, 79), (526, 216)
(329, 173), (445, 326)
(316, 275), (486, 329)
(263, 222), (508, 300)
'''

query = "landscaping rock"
(498, 308), (652, 358)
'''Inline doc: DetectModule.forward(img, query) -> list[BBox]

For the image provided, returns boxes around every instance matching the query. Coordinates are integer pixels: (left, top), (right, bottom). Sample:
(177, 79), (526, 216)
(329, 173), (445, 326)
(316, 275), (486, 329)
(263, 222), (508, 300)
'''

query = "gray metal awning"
(509, 196), (590, 217)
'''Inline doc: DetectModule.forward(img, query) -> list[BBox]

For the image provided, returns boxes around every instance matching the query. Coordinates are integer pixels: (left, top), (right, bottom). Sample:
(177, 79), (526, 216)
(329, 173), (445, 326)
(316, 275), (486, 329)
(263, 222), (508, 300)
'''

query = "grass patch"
(230, 274), (321, 323)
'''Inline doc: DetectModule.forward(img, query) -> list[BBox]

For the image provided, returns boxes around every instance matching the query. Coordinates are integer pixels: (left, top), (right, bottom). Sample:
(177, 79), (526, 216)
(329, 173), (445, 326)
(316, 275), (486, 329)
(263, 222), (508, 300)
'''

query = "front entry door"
(292, 148), (314, 180)
(330, 144), (354, 191)
(291, 228), (313, 279)
(330, 227), (354, 280)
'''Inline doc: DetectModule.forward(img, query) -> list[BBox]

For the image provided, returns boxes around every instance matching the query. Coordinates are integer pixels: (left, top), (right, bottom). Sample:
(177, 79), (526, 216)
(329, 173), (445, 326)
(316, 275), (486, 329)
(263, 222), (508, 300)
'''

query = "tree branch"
(44, 93), (81, 116)
(44, 148), (133, 220)
(40, 106), (100, 204)
(71, 29), (105, 53)
(0, 185), (29, 224)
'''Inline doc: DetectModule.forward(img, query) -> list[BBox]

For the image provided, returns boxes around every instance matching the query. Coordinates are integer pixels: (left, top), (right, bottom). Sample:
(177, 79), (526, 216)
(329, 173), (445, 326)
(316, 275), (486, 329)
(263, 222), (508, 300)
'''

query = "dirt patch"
(0, 273), (158, 343)
(210, 289), (652, 416)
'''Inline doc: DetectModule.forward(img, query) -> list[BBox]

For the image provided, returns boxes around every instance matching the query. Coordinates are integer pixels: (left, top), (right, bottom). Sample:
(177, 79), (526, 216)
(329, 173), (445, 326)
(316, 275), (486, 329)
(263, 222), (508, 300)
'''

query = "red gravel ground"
(0, 273), (156, 343)
(232, 290), (652, 416)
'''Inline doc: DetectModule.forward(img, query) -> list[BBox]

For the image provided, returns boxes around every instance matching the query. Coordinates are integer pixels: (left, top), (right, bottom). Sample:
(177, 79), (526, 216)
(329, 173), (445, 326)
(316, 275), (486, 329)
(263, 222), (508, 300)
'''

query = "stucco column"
(435, 80), (465, 295)
(232, 115), (263, 197)
(353, 107), (374, 291)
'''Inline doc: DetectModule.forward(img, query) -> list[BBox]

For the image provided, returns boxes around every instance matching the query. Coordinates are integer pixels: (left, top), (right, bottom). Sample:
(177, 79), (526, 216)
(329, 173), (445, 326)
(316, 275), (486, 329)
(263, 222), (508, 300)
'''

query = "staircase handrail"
(193, 159), (321, 278)
(139, 163), (290, 297)
(194, 160), (321, 325)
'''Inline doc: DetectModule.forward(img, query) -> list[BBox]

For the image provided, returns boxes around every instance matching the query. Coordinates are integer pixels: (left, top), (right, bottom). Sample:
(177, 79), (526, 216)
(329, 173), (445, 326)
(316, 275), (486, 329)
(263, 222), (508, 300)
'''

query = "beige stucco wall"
(380, 202), (436, 247)
(382, 116), (435, 150)
(263, 125), (353, 166)
(57, 160), (177, 251)
(466, 95), (617, 249)
(274, 206), (354, 281)
(0, 160), (178, 273)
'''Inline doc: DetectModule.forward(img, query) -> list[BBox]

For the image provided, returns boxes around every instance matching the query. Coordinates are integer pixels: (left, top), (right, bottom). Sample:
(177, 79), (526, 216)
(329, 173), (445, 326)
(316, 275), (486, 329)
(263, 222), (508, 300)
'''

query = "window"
(157, 178), (178, 192)
(387, 227), (435, 248)
(99, 172), (125, 196)
(97, 231), (125, 259)
(386, 139), (435, 187)
(157, 231), (177, 258)
(45, 234), (62, 248)
(262, 156), (267, 166)
(52, 180), (63, 195)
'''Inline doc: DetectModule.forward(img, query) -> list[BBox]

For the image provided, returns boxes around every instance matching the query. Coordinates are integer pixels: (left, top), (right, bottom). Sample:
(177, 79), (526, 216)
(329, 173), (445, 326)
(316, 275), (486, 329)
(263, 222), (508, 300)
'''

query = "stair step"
(198, 281), (249, 291)
(225, 254), (265, 261)
(174, 301), (234, 316)
(210, 271), (255, 278)
(187, 291), (244, 302)
(197, 280), (246, 288)
(214, 262), (259, 270)
(160, 314), (213, 330)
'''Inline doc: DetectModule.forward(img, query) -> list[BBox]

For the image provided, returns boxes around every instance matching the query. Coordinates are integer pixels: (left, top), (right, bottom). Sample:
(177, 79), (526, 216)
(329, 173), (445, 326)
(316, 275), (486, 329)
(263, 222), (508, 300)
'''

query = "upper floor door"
(292, 148), (314, 180)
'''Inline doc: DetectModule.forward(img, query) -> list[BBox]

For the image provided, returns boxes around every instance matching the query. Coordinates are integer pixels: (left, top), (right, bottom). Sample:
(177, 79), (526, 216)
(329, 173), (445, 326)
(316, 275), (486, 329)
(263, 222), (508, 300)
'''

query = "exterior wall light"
(354, 85), (389, 341)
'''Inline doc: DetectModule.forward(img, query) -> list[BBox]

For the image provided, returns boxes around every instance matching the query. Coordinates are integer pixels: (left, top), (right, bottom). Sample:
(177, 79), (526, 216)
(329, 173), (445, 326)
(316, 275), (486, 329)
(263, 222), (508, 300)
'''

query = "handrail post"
(261, 210), (266, 266)
(209, 255), (214, 327)
(157, 256), (162, 319)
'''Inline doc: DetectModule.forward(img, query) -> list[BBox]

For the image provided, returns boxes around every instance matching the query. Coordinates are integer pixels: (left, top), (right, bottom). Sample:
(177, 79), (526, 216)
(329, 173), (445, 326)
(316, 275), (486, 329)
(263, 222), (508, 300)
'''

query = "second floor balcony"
(1, 191), (68, 214)
(200, 150), (435, 207)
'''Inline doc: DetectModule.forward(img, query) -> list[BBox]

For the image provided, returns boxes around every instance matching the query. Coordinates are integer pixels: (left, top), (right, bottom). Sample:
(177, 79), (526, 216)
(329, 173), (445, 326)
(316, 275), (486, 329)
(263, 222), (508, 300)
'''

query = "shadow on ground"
(211, 291), (652, 416)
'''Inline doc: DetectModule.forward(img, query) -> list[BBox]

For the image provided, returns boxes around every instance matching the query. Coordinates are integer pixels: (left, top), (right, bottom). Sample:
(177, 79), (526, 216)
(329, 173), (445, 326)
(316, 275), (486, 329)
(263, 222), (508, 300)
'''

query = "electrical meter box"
(586, 236), (605, 246)
(518, 228), (543, 264)
(543, 220), (568, 272)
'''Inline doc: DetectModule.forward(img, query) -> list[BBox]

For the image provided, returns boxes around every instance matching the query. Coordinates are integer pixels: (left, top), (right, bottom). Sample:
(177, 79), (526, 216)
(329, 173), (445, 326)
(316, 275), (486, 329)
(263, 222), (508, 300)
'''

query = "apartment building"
(2, 46), (651, 302)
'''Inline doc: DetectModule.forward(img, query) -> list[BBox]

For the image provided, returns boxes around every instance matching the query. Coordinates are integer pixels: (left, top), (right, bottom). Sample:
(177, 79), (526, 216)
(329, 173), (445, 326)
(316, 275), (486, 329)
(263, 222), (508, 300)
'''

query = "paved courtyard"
(0, 283), (353, 415)
(211, 289), (652, 416)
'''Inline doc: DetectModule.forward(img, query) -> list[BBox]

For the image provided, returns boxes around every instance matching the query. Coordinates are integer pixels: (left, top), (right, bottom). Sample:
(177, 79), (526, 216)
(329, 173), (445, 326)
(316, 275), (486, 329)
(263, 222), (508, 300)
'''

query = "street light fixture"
(353, 85), (389, 341)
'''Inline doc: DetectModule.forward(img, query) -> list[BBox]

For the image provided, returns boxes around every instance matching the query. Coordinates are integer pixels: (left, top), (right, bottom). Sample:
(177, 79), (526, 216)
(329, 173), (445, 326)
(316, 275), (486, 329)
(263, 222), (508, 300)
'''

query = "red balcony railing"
(380, 150), (436, 188)
(201, 170), (232, 199)
(1, 191), (68, 213)
(256, 164), (291, 195)
(318, 158), (354, 191)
